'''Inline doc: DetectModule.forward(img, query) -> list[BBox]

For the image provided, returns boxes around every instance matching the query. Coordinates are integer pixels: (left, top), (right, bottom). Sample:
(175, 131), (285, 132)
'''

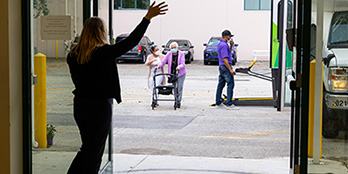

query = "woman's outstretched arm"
(104, 2), (168, 58)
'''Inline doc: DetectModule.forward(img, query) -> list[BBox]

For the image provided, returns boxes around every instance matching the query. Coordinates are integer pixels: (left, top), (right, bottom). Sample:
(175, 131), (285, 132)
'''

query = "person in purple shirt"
(215, 30), (240, 110)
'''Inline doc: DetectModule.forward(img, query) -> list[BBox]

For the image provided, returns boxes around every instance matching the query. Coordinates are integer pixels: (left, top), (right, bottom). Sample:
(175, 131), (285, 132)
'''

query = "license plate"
(331, 97), (348, 108)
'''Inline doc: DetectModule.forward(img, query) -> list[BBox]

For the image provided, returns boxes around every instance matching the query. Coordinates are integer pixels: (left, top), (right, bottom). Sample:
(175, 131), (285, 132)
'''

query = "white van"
(322, 11), (348, 138)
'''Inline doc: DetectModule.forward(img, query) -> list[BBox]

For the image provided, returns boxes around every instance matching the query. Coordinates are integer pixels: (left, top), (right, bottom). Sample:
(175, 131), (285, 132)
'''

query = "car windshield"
(208, 39), (220, 46)
(328, 11), (348, 48)
(116, 37), (127, 44)
(116, 36), (140, 50)
(166, 40), (189, 48)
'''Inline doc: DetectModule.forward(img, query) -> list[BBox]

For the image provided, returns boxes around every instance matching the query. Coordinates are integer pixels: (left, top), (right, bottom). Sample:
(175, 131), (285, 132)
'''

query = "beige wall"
(9, 0), (23, 173)
(34, 0), (83, 58)
(0, 0), (11, 172)
(0, 0), (23, 173)
(113, 0), (271, 61)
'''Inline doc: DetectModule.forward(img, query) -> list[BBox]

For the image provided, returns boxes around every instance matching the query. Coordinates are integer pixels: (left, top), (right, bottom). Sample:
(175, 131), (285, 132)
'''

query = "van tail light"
(138, 46), (142, 52)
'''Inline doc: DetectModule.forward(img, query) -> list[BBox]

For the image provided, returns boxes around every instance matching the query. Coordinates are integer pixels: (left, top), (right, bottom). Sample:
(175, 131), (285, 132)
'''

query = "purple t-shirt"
(217, 40), (232, 66)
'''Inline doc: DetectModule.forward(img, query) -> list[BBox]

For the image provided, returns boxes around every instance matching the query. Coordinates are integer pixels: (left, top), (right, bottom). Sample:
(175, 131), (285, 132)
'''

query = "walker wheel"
(151, 102), (156, 110)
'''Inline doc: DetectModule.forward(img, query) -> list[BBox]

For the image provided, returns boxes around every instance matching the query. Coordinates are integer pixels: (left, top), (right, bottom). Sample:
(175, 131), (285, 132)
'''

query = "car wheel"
(141, 53), (146, 63)
(322, 91), (340, 139)
(323, 118), (340, 139)
(204, 60), (208, 65)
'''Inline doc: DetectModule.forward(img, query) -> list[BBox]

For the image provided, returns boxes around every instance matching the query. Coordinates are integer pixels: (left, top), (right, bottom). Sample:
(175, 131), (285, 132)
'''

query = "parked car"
(203, 37), (238, 65)
(162, 39), (194, 63)
(115, 34), (154, 63)
(70, 36), (80, 50)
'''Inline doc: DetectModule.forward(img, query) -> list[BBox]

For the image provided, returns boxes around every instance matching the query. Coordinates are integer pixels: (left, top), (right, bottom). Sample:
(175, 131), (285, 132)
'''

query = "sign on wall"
(41, 15), (72, 40)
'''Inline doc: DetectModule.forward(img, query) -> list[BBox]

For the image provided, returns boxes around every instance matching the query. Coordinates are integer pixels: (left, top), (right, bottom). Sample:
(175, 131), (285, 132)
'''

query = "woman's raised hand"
(144, 1), (168, 21)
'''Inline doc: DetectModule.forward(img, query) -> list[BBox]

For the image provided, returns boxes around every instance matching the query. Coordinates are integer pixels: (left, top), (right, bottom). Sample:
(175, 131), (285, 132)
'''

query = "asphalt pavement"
(32, 58), (348, 174)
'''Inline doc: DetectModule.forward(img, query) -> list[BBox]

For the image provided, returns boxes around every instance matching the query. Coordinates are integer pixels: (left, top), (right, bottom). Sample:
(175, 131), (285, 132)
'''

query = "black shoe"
(177, 103), (181, 108)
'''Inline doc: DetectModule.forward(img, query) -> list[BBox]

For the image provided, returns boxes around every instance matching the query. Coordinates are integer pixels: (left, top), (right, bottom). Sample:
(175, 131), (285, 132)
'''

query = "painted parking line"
(47, 97), (73, 100)
(141, 106), (212, 111)
(47, 88), (72, 91)
(202, 129), (290, 139)
(113, 131), (290, 142)
(47, 91), (71, 94)
(56, 127), (79, 133)
(121, 92), (214, 99)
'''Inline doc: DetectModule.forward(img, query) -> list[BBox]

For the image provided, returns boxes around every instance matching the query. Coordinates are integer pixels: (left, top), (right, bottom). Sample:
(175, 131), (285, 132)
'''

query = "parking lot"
(41, 57), (289, 154)
(33, 57), (348, 173)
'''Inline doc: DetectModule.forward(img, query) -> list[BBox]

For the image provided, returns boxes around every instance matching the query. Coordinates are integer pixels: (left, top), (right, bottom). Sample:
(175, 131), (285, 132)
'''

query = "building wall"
(0, 0), (11, 172)
(0, 0), (23, 173)
(9, 0), (23, 173)
(36, 0), (271, 60)
(34, 0), (83, 58)
(113, 0), (271, 61)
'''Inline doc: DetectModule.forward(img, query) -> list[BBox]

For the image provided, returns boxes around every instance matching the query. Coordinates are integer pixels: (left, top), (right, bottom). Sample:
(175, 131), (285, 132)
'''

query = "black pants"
(67, 98), (113, 174)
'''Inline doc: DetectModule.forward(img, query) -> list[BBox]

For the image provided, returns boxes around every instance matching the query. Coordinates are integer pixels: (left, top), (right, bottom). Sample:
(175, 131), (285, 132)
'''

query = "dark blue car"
(203, 37), (238, 65)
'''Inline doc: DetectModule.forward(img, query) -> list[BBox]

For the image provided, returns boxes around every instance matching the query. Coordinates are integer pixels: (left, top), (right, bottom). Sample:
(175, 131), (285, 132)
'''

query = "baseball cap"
(222, 30), (234, 37)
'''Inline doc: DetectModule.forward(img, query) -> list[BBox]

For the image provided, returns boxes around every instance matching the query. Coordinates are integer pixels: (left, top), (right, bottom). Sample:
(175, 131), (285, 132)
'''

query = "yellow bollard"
(34, 53), (47, 148)
(55, 40), (58, 59)
(308, 60), (323, 158)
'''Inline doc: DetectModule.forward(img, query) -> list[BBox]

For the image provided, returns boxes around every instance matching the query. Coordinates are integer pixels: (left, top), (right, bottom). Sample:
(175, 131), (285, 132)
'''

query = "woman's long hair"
(70, 17), (109, 64)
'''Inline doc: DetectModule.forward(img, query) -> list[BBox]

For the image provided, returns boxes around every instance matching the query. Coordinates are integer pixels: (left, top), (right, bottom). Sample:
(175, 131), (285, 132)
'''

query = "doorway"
(22, 0), (341, 173)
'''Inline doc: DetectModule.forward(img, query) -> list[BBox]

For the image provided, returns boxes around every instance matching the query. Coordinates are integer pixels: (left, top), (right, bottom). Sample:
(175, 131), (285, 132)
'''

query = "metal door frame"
(22, 0), (33, 173)
(289, 0), (312, 173)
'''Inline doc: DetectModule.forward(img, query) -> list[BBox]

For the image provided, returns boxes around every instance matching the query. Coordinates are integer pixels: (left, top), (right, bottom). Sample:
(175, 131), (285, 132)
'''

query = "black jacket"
(67, 18), (150, 103)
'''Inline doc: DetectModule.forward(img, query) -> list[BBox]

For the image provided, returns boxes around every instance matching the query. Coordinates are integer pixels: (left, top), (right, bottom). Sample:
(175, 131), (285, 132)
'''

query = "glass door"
(93, 0), (114, 173)
(284, 0), (348, 173)
(31, 0), (86, 173)
(271, 0), (294, 111)
(23, 0), (114, 173)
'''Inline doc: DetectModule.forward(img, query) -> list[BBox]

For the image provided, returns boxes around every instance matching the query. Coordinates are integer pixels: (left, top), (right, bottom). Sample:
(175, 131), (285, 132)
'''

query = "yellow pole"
(308, 60), (323, 158)
(55, 40), (58, 59)
(249, 59), (257, 68)
(34, 53), (47, 148)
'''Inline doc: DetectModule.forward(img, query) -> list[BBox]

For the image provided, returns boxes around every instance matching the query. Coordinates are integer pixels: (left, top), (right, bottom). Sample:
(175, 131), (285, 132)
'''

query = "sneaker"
(215, 104), (224, 109)
(224, 104), (240, 110)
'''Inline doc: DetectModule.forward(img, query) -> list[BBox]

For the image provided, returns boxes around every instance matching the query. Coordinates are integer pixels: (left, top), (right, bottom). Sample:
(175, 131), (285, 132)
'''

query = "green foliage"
(34, 0), (50, 18)
(47, 124), (57, 139)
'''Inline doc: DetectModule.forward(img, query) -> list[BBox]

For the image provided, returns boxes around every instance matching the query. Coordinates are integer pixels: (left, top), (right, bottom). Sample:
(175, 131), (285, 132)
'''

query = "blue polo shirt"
(217, 40), (232, 66)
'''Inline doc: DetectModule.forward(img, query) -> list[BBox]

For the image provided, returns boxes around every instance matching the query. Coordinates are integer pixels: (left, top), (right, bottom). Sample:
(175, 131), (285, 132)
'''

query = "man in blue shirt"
(215, 30), (239, 110)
